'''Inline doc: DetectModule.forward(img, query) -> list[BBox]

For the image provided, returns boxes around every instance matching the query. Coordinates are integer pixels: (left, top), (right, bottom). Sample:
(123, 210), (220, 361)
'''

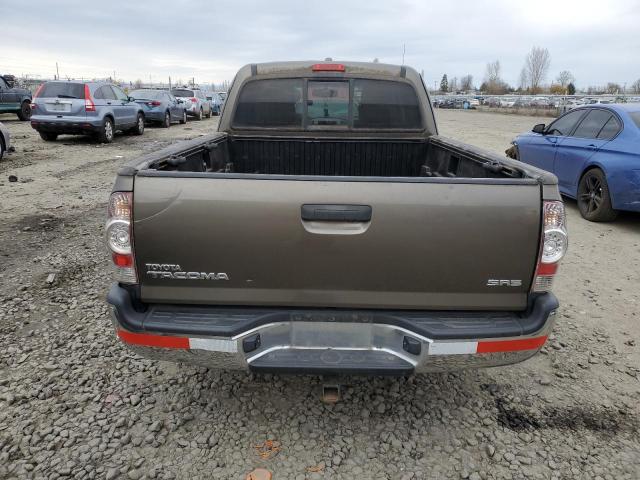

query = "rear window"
(630, 112), (640, 129)
(353, 79), (421, 129)
(38, 82), (85, 99)
(234, 79), (303, 128)
(232, 78), (422, 130)
(171, 89), (194, 97)
(130, 90), (162, 100)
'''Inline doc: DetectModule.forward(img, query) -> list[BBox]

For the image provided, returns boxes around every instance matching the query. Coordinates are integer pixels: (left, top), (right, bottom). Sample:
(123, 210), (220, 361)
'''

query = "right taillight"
(532, 201), (568, 292)
(106, 192), (138, 284)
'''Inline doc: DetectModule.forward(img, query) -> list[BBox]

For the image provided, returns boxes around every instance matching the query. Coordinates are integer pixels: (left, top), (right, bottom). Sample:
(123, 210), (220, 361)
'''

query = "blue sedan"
(129, 89), (187, 128)
(511, 104), (640, 221)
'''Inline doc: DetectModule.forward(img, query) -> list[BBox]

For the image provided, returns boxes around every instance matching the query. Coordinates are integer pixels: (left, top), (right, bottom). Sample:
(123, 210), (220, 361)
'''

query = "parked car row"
(17, 81), (217, 144)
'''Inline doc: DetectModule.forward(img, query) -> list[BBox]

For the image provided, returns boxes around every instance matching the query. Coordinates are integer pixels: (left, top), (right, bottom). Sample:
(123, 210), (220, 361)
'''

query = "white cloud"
(0, 0), (638, 88)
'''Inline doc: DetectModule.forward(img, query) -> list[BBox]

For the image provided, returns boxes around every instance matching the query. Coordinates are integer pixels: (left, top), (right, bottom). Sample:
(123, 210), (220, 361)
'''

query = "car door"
(554, 109), (621, 195)
(111, 85), (136, 127)
(166, 93), (179, 118)
(520, 109), (587, 173)
(0, 77), (15, 112)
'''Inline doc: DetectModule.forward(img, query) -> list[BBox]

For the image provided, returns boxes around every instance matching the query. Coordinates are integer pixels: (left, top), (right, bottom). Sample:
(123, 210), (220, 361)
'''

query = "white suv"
(170, 87), (212, 120)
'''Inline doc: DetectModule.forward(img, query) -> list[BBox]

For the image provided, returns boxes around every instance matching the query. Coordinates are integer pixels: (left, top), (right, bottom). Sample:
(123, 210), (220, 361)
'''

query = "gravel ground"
(0, 110), (638, 480)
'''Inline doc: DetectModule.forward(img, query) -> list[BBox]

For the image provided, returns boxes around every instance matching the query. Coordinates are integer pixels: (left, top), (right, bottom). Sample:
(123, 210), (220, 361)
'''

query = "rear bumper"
(142, 109), (165, 122)
(107, 284), (559, 375)
(30, 115), (101, 134)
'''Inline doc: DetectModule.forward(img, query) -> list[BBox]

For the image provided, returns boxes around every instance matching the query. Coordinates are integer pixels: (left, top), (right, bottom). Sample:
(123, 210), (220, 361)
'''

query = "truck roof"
(218, 60), (437, 135)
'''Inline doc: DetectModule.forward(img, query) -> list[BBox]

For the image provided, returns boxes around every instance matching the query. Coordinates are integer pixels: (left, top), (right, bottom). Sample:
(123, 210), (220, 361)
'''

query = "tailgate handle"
(301, 204), (372, 222)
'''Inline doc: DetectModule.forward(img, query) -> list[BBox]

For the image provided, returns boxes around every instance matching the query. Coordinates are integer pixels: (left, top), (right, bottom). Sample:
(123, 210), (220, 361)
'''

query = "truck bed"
(141, 133), (538, 180)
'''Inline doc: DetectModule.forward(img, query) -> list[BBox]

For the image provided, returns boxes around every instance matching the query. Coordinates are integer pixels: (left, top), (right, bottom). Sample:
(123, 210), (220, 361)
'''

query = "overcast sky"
(1, 0), (638, 89)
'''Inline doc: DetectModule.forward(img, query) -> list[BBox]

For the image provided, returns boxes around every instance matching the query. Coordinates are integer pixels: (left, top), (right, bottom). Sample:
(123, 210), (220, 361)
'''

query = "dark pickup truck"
(106, 61), (567, 375)
(0, 75), (32, 120)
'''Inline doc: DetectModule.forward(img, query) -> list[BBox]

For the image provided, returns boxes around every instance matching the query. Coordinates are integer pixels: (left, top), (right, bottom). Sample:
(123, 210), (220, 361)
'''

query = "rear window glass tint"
(573, 110), (613, 139)
(630, 112), (640, 129)
(233, 79), (303, 128)
(38, 82), (85, 99)
(597, 115), (622, 140)
(353, 80), (421, 129)
(130, 90), (162, 100)
(172, 89), (194, 97)
(307, 81), (349, 126)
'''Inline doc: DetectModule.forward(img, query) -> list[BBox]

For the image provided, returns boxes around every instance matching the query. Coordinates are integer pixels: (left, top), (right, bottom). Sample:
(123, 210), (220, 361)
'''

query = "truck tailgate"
(133, 176), (541, 310)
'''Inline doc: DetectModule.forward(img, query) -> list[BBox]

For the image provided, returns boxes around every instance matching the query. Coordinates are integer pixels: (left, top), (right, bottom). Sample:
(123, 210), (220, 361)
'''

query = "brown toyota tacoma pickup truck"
(106, 61), (567, 375)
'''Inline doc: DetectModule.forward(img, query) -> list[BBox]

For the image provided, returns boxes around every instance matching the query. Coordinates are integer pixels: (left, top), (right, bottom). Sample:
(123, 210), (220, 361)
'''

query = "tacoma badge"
(146, 263), (229, 280)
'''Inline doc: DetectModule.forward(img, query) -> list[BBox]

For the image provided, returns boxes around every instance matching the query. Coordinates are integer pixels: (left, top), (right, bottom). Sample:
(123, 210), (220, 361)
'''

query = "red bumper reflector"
(537, 262), (558, 275)
(477, 335), (548, 354)
(112, 252), (133, 267)
(117, 329), (189, 349)
(312, 63), (345, 72)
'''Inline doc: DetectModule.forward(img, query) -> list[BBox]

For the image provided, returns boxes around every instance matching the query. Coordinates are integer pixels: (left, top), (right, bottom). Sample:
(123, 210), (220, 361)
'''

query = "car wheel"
(39, 132), (58, 142)
(197, 108), (203, 121)
(577, 168), (618, 222)
(131, 113), (145, 135)
(179, 110), (187, 124)
(162, 111), (171, 128)
(205, 108), (211, 119)
(0, 136), (4, 160)
(17, 101), (32, 121)
(98, 117), (114, 143)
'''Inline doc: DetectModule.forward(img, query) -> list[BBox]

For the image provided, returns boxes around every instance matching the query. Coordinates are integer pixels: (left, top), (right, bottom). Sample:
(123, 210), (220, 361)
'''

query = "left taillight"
(106, 192), (137, 284)
(84, 84), (96, 112)
(532, 201), (568, 292)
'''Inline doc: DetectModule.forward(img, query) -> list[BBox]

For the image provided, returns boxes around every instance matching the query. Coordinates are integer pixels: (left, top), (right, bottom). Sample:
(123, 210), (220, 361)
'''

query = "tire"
(577, 168), (618, 222)
(130, 113), (145, 135)
(97, 117), (114, 143)
(162, 111), (171, 128)
(0, 137), (4, 160)
(17, 101), (32, 121)
(197, 108), (203, 121)
(205, 108), (211, 119)
(179, 110), (187, 124)
(39, 132), (58, 142)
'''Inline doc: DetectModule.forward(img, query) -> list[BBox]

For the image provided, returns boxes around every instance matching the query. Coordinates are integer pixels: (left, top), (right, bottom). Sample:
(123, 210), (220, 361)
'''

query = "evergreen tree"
(440, 74), (448, 93)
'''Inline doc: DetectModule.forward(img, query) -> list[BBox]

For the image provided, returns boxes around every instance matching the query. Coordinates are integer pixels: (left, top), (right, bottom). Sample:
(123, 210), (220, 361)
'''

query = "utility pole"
(169, 76), (172, 91)
(402, 43), (406, 65)
(56, 62), (59, 80)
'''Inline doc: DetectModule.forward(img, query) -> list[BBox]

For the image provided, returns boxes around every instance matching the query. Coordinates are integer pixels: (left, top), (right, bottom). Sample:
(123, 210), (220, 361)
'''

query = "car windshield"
(630, 112), (640, 129)
(129, 90), (162, 100)
(172, 89), (194, 97)
(38, 82), (85, 99)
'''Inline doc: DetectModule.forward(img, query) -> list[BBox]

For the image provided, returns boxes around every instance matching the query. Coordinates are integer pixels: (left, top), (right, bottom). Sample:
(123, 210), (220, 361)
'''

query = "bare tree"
(483, 60), (508, 94)
(485, 60), (501, 83)
(556, 70), (574, 88)
(460, 74), (473, 91)
(133, 79), (143, 89)
(606, 82), (622, 94)
(524, 46), (551, 93)
(449, 76), (458, 93)
(631, 78), (640, 94)
(518, 68), (529, 91)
